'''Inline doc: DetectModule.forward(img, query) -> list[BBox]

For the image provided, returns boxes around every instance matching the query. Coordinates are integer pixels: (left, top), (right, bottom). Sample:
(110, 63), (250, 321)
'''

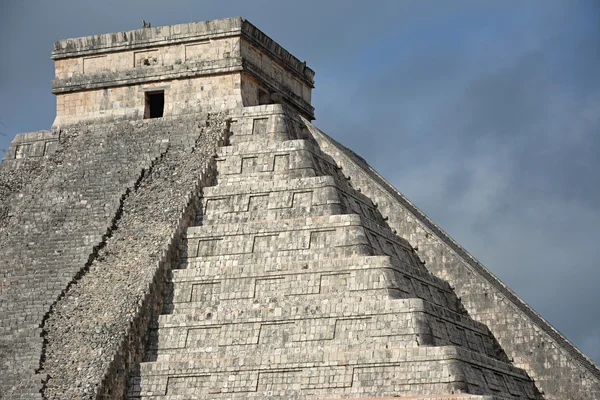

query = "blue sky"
(1, 1), (599, 364)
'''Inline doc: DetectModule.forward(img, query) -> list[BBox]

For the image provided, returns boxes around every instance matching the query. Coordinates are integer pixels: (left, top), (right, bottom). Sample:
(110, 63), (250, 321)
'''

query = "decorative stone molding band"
(52, 17), (314, 85)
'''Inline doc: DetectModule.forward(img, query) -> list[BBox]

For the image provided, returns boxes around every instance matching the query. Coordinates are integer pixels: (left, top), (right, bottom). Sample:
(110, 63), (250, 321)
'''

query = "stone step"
(172, 256), (453, 299)
(148, 340), (424, 364)
(202, 203), (343, 225)
(168, 269), (461, 315)
(214, 139), (339, 180)
(153, 302), (499, 360)
(186, 214), (369, 258)
(359, 216), (413, 253)
(215, 138), (311, 158)
(128, 394), (509, 400)
(189, 213), (364, 237)
(215, 168), (319, 185)
(186, 217), (415, 280)
(226, 118), (305, 145)
(129, 361), (466, 398)
(227, 125), (290, 143)
(216, 139), (325, 160)
(325, 396), (503, 400)
(150, 320), (420, 356)
(203, 175), (338, 197)
(200, 174), (387, 228)
(127, 391), (507, 400)
(159, 298), (492, 345)
(129, 346), (535, 399)
(170, 267), (401, 303)
(160, 298), (420, 324)
(214, 151), (315, 180)
(227, 105), (302, 145)
(158, 294), (496, 354)
(197, 204), (407, 246)
(201, 175), (343, 223)
(183, 246), (376, 269)
(228, 131), (289, 145)
(175, 255), (411, 280)
(166, 288), (396, 314)
(171, 255), (461, 313)
(189, 212), (408, 253)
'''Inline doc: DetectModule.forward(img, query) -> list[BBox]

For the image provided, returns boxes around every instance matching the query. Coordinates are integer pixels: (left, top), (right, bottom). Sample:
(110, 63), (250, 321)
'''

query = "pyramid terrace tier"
(200, 174), (388, 227)
(129, 346), (536, 399)
(128, 393), (506, 400)
(170, 255), (464, 314)
(154, 298), (504, 360)
(200, 175), (345, 224)
(214, 139), (340, 184)
(227, 106), (312, 145)
(324, 396), (505, 400)
(186, 214), (411, 261)
(168, 267), (412, 305)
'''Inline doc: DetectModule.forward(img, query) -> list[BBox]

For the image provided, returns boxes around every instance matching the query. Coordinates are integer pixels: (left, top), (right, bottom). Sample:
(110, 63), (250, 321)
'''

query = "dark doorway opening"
(144, 91), (164, 119)
(258, 89), (271, 105)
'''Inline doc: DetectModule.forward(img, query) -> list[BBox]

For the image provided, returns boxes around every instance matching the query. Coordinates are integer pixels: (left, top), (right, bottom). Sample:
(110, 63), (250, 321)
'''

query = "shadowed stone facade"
(0, 17), (598, 400)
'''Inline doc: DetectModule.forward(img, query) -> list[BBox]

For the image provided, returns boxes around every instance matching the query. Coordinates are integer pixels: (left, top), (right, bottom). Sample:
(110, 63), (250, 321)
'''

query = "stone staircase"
(127, 105), (541, 399)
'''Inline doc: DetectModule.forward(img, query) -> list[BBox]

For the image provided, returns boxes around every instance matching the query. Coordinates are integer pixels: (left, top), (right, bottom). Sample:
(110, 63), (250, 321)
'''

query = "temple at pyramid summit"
(1, 17), (599, 400)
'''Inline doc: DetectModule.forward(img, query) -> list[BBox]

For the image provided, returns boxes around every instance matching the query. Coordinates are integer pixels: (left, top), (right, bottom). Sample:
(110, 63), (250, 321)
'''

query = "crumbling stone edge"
(93, 120), (229, 399)
(95, 166), (218, 398)
(303, 117), (600, 385)
(36, 143), (173, 397)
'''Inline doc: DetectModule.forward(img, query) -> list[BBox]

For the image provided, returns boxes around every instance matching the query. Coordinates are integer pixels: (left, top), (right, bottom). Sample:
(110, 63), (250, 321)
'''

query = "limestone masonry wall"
(0, 114), (226, 398)
(54, 37), (239, 80)
(55, 74), (242, 126)
(304, 119), (600, 400)
(51, 18), (314, 85)
(51, 17), (315, 126)
(241, 38), (312, 104)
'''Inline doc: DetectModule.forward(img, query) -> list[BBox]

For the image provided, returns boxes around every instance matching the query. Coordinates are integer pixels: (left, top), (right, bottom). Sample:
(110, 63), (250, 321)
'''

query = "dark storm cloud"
(316, 1), (600, 362)
(0, 0), (599, 363)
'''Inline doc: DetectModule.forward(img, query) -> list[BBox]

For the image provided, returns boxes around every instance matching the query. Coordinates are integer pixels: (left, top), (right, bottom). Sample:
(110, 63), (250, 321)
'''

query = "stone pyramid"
(126, 105), (542, 399)
(0, 17), (598, 400)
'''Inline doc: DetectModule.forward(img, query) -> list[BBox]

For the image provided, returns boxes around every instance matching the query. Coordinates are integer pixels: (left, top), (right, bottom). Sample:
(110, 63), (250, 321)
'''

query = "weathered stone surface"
(1, 17), (598, 400)
(41, 113), (228, 399)
(51, 17), (314, 126)
(126, 105), (541, 399)
(0, 121), (160, 398)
